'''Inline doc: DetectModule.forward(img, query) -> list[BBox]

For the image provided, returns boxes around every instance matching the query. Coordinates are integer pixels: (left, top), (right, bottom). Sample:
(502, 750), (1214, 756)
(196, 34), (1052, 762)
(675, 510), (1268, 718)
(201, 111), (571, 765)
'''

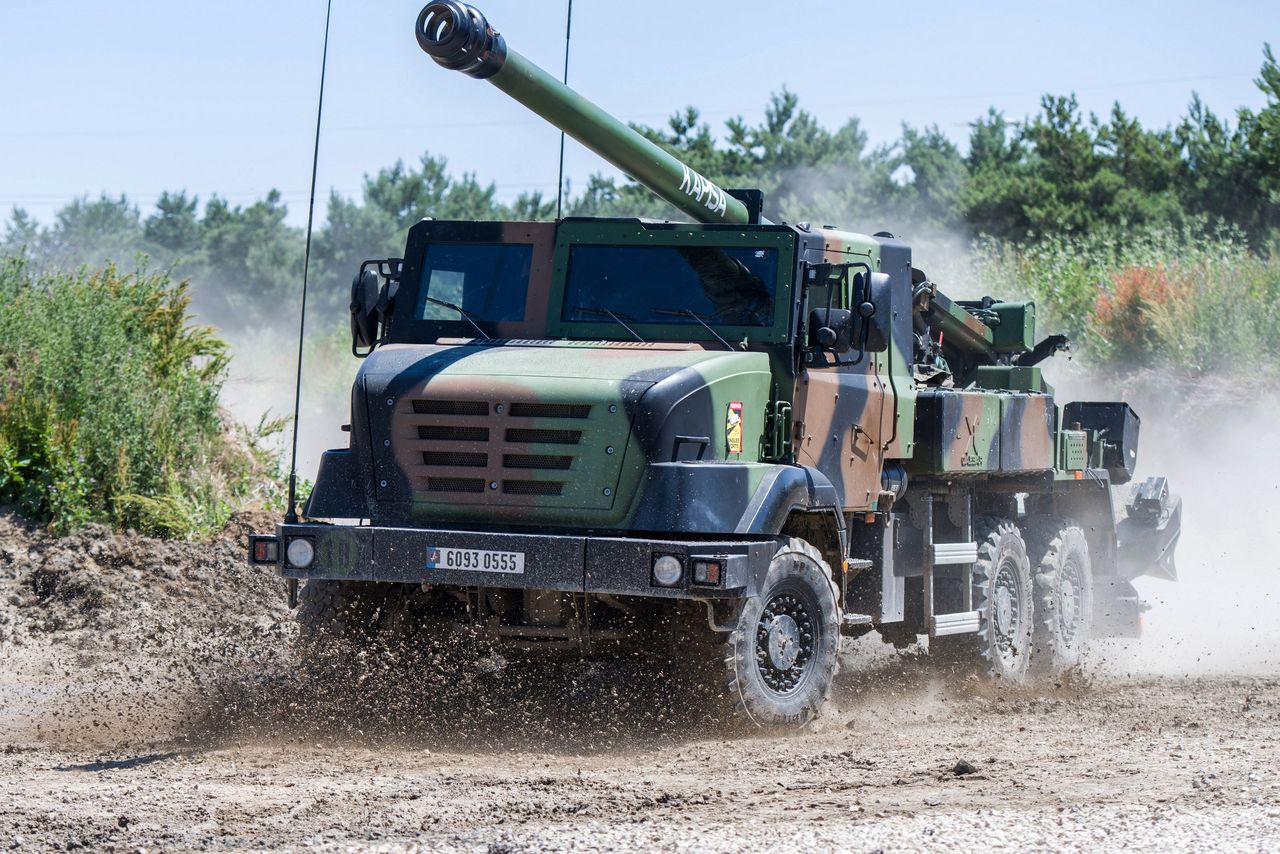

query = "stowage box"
(911, 389), (1054, 475)
(1062, 401), (1140, 484)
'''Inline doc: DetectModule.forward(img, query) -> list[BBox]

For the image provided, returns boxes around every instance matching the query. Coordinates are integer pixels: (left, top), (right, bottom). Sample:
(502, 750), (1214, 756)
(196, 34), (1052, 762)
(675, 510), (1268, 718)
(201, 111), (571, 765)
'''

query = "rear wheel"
(720, 538), (842, 728)
(933, 517), (1033, 682)
(1026, 518), (1093, 674)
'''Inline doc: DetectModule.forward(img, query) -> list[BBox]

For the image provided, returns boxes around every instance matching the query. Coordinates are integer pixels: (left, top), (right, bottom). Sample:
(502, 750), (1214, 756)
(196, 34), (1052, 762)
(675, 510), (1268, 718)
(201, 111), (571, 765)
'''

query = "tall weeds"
(0, 257), (279, 535)
(970, 223), (1280, 378)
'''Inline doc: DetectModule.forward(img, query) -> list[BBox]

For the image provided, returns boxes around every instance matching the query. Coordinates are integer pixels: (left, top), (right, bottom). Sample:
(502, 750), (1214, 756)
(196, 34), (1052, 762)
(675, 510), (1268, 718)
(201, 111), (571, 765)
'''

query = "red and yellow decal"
(726, 401), (743, 455)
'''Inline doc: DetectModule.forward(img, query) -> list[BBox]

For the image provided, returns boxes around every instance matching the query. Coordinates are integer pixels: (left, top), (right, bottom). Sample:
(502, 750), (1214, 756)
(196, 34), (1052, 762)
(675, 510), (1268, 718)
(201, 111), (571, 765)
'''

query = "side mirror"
(350, 269), (381, 352)
(861, 272), (891, 353)
(808, 308), (854, 353)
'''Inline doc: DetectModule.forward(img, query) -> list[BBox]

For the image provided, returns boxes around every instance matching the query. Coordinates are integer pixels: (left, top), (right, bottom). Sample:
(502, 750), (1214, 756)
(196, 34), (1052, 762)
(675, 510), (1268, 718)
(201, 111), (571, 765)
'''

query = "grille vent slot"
(412, 399), (488, 416)
(505, 428), (582, 445)
(418, 424), (489, 442)
(503, 453), (572, 470)
(426, 477), (486, 493)
(502, 480), (565, 496)
(422, 450), (487, 467)
(508, 402), (592, 419)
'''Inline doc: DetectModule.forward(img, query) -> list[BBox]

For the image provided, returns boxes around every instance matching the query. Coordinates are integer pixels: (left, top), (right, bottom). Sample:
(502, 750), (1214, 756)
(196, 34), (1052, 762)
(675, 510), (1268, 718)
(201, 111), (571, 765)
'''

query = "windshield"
(415, 242), (532, 322)
(561, 245), (778, 327)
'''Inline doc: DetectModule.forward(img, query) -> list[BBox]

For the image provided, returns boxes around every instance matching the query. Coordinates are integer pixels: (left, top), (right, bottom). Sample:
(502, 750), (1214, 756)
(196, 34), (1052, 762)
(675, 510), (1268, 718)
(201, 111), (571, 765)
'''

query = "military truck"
(250, 1), (1181, 727)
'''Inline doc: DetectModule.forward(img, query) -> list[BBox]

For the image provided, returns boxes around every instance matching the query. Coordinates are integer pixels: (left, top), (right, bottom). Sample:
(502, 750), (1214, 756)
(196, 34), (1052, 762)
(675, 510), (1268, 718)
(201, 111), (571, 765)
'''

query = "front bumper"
(250, 523), (777, 600)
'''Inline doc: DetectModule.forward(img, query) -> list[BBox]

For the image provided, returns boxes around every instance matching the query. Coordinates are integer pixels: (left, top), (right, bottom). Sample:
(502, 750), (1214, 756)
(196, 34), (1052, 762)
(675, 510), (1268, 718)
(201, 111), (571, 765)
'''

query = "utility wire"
(285, 0), (333, 525)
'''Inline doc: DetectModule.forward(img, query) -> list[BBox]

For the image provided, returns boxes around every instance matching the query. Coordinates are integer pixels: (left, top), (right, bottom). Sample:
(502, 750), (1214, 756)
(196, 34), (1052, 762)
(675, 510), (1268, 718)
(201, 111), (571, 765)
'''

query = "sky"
(0, 0), (1273, 231)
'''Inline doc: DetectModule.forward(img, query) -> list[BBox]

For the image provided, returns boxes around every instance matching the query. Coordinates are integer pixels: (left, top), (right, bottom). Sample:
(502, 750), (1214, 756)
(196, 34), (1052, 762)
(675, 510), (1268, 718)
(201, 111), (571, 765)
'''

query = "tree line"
(3, 45), (1277, 320)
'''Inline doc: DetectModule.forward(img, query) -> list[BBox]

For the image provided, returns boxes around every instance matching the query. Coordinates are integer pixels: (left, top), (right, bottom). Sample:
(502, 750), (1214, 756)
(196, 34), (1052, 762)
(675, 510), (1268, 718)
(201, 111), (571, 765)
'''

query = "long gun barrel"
(415, 2), (751, 225)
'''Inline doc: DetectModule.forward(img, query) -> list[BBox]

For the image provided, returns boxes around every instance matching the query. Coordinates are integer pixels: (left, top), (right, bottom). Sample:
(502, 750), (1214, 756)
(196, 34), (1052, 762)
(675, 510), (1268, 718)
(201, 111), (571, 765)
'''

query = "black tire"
(933, 517), (1033, 682)
(722, 537), (842, 728)
(296, 579), (398, 648)
(1026, 518), (1093, 674)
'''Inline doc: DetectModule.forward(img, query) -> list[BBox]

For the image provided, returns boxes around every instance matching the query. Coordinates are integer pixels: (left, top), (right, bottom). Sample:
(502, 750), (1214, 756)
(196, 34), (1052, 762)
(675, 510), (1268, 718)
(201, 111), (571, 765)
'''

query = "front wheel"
(722, 538), (841, 728)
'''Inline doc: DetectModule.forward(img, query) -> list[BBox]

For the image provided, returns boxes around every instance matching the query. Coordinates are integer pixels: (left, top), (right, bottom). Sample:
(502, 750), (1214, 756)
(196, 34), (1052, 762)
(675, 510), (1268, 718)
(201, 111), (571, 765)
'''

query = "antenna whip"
(285, 0), (334, 524)
(554, 0), (573, 219)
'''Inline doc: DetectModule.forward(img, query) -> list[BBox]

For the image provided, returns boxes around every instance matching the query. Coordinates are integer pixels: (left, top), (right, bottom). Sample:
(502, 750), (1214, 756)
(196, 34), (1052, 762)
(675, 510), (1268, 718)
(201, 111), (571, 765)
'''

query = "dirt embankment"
(0, 510), (292, 748)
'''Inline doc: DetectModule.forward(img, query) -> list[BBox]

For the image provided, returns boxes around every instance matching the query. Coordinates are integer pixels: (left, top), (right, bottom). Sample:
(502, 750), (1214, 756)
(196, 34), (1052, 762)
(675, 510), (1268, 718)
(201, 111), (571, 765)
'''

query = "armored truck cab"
(249, 1), (1180, 727)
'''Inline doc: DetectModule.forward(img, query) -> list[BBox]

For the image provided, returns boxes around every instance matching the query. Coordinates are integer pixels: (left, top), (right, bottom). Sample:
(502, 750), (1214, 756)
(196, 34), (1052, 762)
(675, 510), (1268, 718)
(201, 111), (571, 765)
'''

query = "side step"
(931, 610), (980, 637)
(933, 542), (978, 565)
(843, 612), (874, 627)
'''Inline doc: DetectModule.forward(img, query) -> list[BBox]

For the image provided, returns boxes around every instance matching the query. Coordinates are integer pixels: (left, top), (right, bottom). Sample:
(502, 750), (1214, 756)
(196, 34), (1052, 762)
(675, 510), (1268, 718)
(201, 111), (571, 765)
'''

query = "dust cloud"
(1054, 371), (1280, 677)
(216, 321), (356, 480)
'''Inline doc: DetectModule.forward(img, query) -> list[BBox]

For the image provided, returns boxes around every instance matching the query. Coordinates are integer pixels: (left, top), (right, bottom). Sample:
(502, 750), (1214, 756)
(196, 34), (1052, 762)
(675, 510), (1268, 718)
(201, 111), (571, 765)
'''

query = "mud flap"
(1115, 476), (1181, 582)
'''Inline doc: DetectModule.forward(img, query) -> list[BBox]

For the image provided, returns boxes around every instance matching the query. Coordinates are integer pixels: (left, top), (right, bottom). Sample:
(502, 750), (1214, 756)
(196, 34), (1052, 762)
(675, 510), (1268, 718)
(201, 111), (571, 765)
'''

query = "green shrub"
(0, 256), (277, 535)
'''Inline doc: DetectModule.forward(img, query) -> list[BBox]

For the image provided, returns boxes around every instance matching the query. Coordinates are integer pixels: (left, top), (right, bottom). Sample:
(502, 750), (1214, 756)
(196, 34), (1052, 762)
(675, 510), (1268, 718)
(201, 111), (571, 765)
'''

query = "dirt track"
(3, 383), (1280, 852)
(3, 654), (1279, 851)
(1, 507), (1277, 853)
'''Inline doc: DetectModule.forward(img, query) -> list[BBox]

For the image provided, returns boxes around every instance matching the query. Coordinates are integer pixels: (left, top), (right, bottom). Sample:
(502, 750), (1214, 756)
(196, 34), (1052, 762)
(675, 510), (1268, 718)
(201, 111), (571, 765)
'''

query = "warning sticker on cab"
(726, 401), (743, 455)
(426, 547), (525, 574)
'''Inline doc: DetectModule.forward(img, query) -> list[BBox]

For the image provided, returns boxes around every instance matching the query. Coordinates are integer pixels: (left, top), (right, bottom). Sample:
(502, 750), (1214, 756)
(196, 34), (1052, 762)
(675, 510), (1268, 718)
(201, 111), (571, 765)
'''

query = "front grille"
(422, 450), (487, 467)
(412, 399), (488, 416)
(509, 402), (592, 419)
(503, 453), (572, 470)
(398, 396), (608, 504)
(418, 424), (489, 442)
(426, 477), (486, 493)
(505, 428), (582, 445)
(503, 480), (564, 496)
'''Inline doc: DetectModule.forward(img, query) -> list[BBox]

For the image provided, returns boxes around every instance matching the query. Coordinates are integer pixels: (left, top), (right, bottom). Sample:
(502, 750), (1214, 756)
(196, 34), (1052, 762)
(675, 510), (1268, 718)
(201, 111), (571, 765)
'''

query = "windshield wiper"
(654, 307), (734, 351)
(572, 305), (645, 343)
(424, 295), (489, 340)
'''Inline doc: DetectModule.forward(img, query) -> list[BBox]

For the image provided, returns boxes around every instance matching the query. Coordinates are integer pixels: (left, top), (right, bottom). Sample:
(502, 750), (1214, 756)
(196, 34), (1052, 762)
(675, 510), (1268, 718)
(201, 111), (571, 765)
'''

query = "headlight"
(652, 554), (683, 587)
(286, 537), (315, 568)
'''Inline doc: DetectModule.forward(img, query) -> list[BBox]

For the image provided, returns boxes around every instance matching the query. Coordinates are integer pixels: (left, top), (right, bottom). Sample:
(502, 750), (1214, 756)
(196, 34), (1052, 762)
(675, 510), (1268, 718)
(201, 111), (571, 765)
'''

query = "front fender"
(627, 462), (838, 536)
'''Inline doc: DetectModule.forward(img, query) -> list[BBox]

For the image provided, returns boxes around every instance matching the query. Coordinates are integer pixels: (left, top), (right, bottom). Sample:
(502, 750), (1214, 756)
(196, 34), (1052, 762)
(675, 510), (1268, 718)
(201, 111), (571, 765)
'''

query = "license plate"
(425, 546), (525, 574)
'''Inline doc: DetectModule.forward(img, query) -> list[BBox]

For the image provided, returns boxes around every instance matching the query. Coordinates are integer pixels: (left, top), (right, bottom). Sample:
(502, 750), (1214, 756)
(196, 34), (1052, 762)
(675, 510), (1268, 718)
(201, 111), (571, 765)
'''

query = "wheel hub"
(995, 586), (1013, 636)
(754, 591), (816, 695)
(766, 614), (802, 669)
(992, 557), (1024, 665)
(1058, 558), (1084, 643)
(1060, 575), (1077, 628)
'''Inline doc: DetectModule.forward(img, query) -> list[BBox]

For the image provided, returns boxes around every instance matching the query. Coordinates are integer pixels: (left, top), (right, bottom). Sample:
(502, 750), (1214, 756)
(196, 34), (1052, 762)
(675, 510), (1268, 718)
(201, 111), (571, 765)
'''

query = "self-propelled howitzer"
(249, 2), (1181, 728)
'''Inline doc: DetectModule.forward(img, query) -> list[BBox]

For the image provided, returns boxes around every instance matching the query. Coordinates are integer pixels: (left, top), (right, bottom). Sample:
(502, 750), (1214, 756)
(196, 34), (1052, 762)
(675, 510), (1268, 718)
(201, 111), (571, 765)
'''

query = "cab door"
(793, 257), (887, 513)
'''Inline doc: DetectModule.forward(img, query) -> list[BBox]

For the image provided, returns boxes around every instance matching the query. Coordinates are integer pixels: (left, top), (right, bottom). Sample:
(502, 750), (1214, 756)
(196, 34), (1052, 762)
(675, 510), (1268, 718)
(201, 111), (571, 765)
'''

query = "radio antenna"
(285, 0), (334, 524)
(554, 0), (573, 220)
